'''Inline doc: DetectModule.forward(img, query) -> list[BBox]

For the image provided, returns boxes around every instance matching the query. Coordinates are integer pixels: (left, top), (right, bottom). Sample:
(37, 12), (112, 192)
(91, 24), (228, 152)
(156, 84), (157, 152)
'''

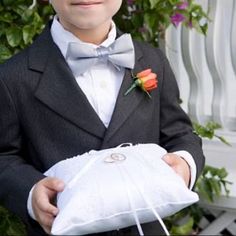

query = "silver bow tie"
(66, 34), (135, 76)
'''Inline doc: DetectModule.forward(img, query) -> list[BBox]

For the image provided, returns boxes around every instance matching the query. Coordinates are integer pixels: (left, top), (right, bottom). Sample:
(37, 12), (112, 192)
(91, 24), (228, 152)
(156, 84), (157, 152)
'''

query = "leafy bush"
(115, 0), (209, 46)
(193, 121), (231, 146)
(0, 207), (26, 235)
(0, 0), (53, 63)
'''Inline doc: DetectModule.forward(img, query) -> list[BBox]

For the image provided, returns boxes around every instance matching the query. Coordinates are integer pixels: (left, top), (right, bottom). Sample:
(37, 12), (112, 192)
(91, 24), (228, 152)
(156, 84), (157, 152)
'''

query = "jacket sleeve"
(0, 78), (44, 222)
(158, 51), (205, 179)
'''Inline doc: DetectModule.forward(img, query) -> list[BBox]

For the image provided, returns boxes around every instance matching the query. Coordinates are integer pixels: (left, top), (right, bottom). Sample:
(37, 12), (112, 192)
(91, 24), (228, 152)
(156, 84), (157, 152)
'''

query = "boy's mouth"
(71, 1), (102, 6)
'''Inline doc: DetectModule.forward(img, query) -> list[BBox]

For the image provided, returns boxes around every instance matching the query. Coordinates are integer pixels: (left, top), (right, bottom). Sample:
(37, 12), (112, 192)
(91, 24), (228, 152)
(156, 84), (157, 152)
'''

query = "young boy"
(0, 0), (205, 235)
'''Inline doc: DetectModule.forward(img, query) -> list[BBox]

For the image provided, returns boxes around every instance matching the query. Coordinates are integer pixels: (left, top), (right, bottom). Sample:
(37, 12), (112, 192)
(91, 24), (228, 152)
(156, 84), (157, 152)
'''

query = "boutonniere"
(124, 69), (158, 98)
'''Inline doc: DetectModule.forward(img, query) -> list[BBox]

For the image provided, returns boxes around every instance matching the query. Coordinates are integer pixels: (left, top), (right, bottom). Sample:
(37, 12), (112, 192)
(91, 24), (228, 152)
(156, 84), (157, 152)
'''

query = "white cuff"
(27, 185), (37, 220)
(173, 150), (197, 190)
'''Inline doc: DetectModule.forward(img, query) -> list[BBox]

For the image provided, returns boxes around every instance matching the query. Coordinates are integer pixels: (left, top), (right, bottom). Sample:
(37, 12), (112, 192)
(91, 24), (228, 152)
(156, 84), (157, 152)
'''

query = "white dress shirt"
(51, 17), (125, 128)
(27, 17), (197, 220)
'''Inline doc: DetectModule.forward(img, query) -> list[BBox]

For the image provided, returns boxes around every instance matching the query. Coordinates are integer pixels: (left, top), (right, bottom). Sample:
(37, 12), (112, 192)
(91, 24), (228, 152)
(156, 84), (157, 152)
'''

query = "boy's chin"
(65, 18), (112, 32)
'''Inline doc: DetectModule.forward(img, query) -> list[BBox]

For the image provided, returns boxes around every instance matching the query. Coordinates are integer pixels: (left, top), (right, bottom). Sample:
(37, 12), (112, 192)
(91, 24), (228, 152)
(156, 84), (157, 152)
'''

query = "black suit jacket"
(0, 24), (204, 235)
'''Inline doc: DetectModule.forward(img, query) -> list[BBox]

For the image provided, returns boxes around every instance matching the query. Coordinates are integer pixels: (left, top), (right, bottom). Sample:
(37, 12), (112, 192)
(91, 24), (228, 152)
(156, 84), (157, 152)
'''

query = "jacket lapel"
(103, 42), (145, 143)
(30, 25), (106, 138)
(29, 25), (147, 142)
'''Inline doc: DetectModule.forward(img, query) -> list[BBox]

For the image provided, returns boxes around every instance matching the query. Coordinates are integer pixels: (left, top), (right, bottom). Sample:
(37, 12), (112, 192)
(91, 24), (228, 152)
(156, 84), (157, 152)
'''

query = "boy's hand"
(32, 177), (65, 234)
(162, 153), (190, 187)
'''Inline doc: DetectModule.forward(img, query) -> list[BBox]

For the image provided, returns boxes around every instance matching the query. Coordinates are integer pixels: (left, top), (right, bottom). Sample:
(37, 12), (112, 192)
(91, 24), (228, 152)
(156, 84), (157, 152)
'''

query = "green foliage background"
(0, 0), (230, 235)
(0, 0), (53, 63)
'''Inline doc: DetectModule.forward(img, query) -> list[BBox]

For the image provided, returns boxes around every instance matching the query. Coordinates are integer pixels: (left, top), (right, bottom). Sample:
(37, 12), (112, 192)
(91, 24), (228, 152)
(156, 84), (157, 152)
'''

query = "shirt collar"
(51, 15), (117, 58)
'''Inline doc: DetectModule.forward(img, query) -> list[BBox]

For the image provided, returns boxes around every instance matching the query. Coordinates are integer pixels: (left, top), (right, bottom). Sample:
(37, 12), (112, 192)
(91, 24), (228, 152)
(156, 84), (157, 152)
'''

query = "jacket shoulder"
(133, 39), (166, 62)
(0, 47), (29, 74)
(0, 23), (52, 81)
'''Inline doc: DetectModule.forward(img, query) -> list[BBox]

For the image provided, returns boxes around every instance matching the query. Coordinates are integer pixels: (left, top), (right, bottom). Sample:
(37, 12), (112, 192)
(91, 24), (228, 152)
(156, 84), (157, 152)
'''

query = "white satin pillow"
(45, 143), (199, 235)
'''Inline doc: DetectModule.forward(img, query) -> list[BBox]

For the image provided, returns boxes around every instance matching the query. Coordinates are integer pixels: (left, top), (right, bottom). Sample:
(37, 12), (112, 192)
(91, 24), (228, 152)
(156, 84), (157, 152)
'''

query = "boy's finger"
(37, 211), (55, 227)
(38, 213), (54, 235)
(43, 177), (65, 192)
(162, 154), (175, 165)
(36, 195), (59, 215)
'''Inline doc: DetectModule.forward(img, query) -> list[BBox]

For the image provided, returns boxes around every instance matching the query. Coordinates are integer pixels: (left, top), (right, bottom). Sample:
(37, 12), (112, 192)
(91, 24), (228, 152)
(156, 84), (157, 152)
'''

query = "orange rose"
(124, 68), (158, 98)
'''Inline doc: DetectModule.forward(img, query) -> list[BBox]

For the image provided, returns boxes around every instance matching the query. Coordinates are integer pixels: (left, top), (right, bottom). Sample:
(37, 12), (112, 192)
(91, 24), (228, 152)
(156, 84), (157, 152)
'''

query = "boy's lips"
(71, 1), (103, 6)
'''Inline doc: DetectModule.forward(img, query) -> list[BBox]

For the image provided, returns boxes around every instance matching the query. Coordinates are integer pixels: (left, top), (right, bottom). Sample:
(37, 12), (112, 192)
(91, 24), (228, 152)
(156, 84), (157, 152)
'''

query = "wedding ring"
(104, 153), (126, 163)
(104, 156), (115, 163)
(111, 153), (126, 161)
